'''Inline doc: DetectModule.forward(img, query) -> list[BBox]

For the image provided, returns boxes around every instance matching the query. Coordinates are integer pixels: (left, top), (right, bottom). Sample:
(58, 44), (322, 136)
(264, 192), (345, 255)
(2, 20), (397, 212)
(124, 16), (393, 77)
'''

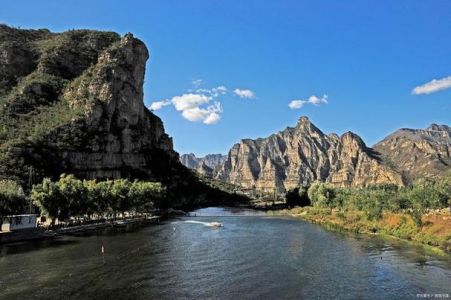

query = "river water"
(0, 207), (450, 299)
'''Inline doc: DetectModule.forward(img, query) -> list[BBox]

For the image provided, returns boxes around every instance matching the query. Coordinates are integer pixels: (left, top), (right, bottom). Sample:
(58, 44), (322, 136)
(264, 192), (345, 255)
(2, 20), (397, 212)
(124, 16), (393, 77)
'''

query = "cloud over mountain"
(289, 94), (328, 109)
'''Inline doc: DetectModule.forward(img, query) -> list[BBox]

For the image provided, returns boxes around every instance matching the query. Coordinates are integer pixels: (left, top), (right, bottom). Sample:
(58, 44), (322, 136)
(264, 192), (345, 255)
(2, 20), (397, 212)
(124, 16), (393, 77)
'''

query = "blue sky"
(2, 1), (450, 156)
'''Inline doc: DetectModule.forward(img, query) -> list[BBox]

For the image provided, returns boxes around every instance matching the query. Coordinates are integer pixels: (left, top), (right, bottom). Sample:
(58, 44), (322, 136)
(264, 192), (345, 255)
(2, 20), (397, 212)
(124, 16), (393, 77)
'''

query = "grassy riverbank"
(268, 207), (451, 253)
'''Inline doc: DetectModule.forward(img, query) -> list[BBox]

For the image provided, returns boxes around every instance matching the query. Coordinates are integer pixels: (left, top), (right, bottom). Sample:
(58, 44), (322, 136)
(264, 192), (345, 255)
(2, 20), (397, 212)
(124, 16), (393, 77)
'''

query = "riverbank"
(0, 215), (161, 244)
(268, 207), (451, 253)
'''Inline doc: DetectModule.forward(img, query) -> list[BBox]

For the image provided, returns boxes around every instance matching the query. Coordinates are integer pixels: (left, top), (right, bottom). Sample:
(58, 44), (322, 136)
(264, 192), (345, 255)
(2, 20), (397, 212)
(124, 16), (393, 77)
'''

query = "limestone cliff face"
(61, 33), (177, 179)
(180, 153), (226, 170)
(0, 25), (178, 182)
(373, 124), (451, 182)
(216, 117), (404, 192)
(195, 162), (214, 178)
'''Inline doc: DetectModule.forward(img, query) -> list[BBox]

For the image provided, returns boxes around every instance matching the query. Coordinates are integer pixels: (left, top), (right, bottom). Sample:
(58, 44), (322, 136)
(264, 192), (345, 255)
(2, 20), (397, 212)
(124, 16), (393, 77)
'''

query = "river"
(0, 207), (450, 299)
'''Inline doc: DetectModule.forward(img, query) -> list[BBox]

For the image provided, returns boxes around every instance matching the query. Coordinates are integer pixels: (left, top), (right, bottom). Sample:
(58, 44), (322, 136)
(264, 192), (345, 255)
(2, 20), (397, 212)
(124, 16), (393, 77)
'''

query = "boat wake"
(181, 220), (223, 228)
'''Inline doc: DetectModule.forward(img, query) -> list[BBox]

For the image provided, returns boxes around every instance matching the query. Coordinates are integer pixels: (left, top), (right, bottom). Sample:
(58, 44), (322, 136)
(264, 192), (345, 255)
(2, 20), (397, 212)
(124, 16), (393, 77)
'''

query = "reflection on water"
(0, 207), (450, 299)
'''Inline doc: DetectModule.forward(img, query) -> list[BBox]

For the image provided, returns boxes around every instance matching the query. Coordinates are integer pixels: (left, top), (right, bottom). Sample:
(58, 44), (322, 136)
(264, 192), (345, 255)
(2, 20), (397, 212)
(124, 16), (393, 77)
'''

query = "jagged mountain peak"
(297, 115), (311, 124)
(427, 123), (450, 132)
(294, 116), (324, 135)
(216, 118), (403, 192)
(180, 153), (226, 171)
(341, 131), (366, 147)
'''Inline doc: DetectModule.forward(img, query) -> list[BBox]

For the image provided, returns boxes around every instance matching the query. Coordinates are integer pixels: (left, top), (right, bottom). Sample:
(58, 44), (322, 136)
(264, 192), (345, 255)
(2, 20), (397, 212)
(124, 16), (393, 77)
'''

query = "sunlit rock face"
(216, 116), (404, 193)
(0, 25), (178, 182)
(180, 153), (226, 177)
(373, 124), (451, 183)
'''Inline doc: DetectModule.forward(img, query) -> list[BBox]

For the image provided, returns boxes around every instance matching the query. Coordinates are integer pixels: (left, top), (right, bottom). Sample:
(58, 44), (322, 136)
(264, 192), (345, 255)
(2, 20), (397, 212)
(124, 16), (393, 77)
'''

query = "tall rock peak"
(297, 116), (311, 124)
(216, 118), (403, 192)
(0, 25), (179, 183)
(295, 116), (324, 136)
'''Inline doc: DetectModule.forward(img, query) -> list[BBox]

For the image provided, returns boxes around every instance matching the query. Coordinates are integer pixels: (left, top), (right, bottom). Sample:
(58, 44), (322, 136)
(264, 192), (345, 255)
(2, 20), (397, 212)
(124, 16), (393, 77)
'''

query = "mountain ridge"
(373, 123), (450, 182)
(214, 116), (405, 193)
(180, 153), (226, 174)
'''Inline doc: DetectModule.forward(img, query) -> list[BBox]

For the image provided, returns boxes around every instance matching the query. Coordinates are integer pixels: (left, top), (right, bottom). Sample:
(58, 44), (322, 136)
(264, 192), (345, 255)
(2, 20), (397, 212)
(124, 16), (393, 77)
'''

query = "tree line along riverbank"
(1, 172), (450, 252)
(1, 174), (165, 228)
(1, 172), (249, 232)
(267, 175), (451, 252)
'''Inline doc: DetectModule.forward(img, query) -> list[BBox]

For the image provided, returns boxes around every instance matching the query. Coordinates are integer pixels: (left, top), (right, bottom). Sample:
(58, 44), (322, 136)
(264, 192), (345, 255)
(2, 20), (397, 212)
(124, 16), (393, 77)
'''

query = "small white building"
(1, 214), (37, 232)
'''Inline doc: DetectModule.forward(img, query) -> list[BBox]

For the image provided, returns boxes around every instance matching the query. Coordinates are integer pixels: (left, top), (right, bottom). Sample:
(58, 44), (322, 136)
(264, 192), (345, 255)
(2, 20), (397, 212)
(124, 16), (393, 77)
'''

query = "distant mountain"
(215, 116), (404, 193)
(180, 153), (227, 173)
(195, 162), (214, 178)
(373, 124), (451, 182)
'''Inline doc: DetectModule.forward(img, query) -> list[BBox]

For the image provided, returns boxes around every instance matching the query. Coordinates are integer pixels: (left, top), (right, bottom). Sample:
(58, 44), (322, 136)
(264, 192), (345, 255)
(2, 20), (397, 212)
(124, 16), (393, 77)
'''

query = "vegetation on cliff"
(0, 25), (179, 186)
(0, 25), (121, 184)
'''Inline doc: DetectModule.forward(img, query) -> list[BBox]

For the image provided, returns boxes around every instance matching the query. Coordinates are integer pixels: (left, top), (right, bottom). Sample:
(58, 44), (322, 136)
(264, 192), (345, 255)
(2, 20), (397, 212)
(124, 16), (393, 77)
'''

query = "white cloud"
(233, 88), (255, 99)
(288, 100), (306, 109)
(193, 86), (228, 97)
(192, 79), (203, 87)
(412, 76), (451, 95)
(204, 112), (221, 125)
(212, 86), (228, 97)
(171, 93), (211, 111)
(149, 82), (256, 125)
(289, 94), (328, 110)
(149, 100), (171, 111)
(181, 102), (222, 124)
(215, 86), (227, 93)
(308, 94), (328, 105)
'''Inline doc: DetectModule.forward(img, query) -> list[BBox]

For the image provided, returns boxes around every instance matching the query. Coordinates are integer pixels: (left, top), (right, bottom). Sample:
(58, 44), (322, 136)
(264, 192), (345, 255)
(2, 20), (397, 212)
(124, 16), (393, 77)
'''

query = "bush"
(364, 199), (383, 221)
(410, 206), (424, 227)
(0, 180), (27, 216)
(308, 181), (335, 208)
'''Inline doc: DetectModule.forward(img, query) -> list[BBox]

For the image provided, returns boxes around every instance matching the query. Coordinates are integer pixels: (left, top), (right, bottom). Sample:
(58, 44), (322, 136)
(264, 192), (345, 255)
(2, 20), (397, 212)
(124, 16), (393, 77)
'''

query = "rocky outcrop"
(195, 162), (214, 178)
(216, 116), (404, 192)
(373, 124), (451, 182)
(180, 153), (226, 171)
(0, 25), (178, 183)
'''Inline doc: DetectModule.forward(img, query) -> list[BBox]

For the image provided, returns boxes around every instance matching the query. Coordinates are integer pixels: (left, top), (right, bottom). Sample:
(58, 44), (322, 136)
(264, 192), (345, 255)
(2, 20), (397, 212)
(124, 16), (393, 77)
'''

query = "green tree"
(0, 180), (27, 217)
(56, 174), (88, 220)
(308, 181), (335, 207)
(31, 178), (62, 225)
(111, 179), (132, 217)
(31, 175), (165, 221)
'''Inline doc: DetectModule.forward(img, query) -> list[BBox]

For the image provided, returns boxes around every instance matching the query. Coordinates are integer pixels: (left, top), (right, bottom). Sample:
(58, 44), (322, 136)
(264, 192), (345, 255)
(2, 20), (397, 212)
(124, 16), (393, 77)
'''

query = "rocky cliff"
(216, 117), (404, 192)
(0, 25), (178, 183)
(180, 153), (226, 171)
(373, 124), (451, 182)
